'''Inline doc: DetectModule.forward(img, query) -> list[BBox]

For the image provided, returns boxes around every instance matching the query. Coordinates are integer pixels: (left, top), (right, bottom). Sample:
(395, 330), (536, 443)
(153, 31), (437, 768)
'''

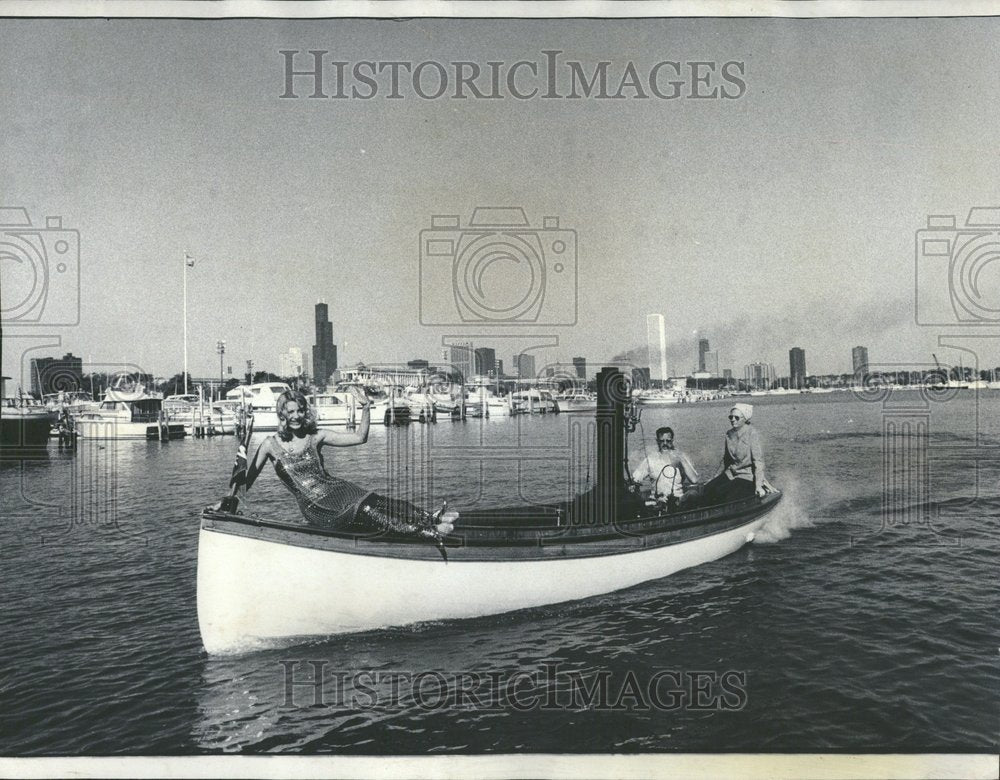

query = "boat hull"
(75, 419), (186, 439)
(197, 492), (780, 654)
(0, 413), (54, 448)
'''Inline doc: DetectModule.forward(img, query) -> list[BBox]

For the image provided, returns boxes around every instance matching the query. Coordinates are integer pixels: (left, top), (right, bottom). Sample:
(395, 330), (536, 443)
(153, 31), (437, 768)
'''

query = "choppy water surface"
(1, 391), (997, 754)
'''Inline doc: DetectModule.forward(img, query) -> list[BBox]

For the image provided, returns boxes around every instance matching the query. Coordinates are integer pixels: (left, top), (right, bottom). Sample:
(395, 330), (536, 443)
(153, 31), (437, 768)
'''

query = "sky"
(3, 15), (1000, 387)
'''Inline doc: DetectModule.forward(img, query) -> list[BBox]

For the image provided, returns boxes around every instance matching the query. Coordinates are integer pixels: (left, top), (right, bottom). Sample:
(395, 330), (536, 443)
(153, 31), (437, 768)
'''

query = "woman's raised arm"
(244, 437), (275, 491)
(316, 391), (370, 448)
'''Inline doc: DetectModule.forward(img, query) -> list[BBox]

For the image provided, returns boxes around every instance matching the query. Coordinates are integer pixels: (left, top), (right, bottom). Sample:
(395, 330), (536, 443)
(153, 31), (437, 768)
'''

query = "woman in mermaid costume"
(240, 390), (456, 548)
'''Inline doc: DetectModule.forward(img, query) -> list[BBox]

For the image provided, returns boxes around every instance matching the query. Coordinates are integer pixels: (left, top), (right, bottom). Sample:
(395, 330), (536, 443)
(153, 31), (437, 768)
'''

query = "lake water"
(1, 390), (997, 754)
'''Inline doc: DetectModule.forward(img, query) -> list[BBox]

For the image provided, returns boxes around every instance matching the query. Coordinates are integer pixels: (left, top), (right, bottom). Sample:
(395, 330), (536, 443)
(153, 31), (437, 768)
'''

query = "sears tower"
(312, 302), (337, 388)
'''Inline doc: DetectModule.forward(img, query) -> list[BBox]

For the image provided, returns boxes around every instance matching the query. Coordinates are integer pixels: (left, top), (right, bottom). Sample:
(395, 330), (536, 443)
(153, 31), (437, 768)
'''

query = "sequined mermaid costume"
(273, 445), (443, 543)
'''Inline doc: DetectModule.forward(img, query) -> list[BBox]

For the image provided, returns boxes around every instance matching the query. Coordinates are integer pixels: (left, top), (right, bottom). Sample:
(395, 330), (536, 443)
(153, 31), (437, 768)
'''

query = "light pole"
(217, 341), (225, 399)
(183, 252), (195, 394)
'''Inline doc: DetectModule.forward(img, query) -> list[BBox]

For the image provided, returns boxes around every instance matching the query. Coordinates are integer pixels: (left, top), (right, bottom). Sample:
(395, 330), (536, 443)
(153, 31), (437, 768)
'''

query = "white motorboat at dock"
(225, 382), (291, 432)
(75, 387), (186, 440)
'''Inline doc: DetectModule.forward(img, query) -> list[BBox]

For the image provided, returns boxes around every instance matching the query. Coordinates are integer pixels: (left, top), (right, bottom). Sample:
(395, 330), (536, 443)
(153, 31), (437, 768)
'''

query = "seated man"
(631, 426), (701, 511)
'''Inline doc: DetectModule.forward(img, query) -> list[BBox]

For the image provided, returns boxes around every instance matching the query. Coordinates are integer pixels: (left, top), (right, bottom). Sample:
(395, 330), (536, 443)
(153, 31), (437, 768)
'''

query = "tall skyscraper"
(698, 338), (710, 373)
(474, 347), (496, 376)
(572, 356), (587, 380)
(312, 302), (337, 387)
(646, 314), (668, 382)
(515, 353), (536, 380)
(496, 359), (504, 377)
(852, 346), (869, 378)
(789, 347), (807, 389)
(449, 342), (475, 382)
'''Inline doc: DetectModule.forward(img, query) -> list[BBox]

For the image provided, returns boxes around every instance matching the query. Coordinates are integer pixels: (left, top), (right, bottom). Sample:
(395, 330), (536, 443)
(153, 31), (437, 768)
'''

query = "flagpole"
(183, 251), (189, 395)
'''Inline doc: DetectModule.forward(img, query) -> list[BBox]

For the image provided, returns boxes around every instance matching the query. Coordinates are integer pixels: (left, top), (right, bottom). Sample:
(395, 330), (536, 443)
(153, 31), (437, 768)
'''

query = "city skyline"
(3, 18), (999, 388)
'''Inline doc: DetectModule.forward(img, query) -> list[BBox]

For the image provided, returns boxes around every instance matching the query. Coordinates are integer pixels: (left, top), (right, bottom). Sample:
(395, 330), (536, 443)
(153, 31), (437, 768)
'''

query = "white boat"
(164, 394), (238, 435)
(225, 382), (291, 431)
(636, 390), (682, 406)
(464, 381), (513, 418)
(310, 391), (359, 428)
(402, 387), (438, 422)
(510, 387), (559, 414)
(75, 388), (186, 440)
(197, 367), (784, 654)
(336, 382), (411, 425)
(43, 390), (100, 419)
(556, 390), (598, 414)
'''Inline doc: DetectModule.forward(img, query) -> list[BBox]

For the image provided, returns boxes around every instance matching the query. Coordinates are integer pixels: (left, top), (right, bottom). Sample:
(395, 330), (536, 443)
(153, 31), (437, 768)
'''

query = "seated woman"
(241, 389), (456, 542)
(702, 403), (767, 505)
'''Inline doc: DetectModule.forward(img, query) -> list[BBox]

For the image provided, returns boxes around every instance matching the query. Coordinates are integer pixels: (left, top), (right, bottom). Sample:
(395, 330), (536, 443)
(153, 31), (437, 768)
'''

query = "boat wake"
(754, 475), (813, 544)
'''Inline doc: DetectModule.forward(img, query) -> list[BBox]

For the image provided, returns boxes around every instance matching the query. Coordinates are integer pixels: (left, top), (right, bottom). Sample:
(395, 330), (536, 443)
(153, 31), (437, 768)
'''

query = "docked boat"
(164, 394), (238, 435)
(310, 391), (360, 428)
(336, 382), (411, 426)
(635, 389), (682, 406)
(43, 390), (100, 419)
(225, 382), (291, 431)
(402, 387), (437, 422)
(197, 367), (783, 654)
(556, 390), (598, 414)
(1, 379), (56, 450)
(464, 381), (513, 418)
(75, 387), (186, 440)
(510, 387), (559, 414)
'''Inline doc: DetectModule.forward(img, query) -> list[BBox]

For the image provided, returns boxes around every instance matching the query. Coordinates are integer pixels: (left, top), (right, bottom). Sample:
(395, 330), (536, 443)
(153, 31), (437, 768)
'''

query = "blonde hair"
(275, 390), (318, 441)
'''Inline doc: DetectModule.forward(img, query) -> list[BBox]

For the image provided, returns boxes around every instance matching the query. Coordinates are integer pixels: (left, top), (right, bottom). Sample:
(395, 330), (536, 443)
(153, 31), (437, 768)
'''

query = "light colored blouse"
(723, 425), (764, 490)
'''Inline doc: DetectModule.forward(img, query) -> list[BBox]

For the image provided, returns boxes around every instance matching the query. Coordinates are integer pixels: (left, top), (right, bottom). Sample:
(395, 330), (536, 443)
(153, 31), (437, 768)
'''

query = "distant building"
(789, 347), (807, 389)
(722, 368), (733, 381)
(572, 356), (587, 379)
(449, 342), (475, 382)
(704, 350), (719, 377)
(279, 347), (305, 378)
(407, 358), (429, 370)
(496, 359), (504, 377)
(30, 353), (83, 397)
(698, 338), (710, 373)
(852, 346), (869, 378)
(312, 302), (337, 388)
(474, 347), (496, 376)
(646, 314), (668, 382)
(514, 353), (536, 380)
(744, 361), (775, 391)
